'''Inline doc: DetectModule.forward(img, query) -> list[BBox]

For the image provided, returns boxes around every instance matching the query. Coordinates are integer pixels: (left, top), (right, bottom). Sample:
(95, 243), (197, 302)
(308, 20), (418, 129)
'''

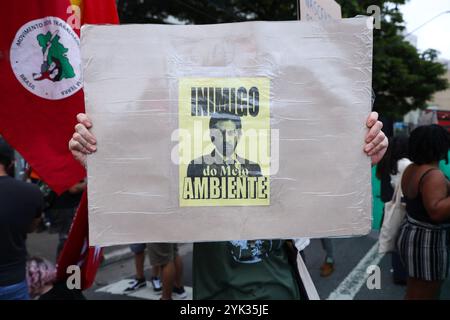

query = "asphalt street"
(27, 230), (450, 300)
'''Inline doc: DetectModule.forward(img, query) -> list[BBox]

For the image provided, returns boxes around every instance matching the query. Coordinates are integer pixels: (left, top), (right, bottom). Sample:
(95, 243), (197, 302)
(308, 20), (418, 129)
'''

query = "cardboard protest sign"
(82, 18), (374, 246)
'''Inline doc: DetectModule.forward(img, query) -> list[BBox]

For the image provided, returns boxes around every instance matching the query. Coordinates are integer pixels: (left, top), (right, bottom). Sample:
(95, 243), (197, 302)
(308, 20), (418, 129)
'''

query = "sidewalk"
(26, 231), (193, 300)
(26, 231), (134, 266)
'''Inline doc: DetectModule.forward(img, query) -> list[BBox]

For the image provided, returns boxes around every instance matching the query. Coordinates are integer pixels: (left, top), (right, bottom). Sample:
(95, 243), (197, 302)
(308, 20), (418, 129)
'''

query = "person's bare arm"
(422, 170), (450, 223)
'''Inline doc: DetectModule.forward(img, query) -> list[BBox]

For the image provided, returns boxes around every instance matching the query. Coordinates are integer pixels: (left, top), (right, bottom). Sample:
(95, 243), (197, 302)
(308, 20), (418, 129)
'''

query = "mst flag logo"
(10, 17), (82, 100)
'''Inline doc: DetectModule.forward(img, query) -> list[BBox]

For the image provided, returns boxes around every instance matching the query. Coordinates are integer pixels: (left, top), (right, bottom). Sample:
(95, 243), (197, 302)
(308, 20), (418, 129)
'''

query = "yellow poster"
(179, 78), (270, 207)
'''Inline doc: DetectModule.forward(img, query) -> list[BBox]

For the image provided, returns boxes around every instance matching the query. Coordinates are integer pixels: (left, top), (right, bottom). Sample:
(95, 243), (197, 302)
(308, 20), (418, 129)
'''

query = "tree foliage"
(117, 0), (448, 119)
(337, 0), (448, 118)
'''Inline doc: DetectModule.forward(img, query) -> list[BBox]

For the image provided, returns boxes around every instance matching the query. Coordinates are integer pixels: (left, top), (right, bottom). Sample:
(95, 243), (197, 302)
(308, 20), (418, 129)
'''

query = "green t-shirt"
(193, 240), (301, 300)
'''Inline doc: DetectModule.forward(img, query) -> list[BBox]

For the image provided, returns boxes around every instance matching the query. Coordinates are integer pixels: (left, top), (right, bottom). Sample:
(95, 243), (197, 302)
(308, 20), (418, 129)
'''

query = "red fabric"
(56, 191), (103, 290)
(0, 0), (118, 193)
(80, 0), (120, 25)
(55, 0), (119, 290)
(0, 0), (118, 290)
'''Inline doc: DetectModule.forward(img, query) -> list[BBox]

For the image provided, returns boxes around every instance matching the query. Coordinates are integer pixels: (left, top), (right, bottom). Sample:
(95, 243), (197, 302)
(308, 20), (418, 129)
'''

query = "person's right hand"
(68, 113), (97, 168)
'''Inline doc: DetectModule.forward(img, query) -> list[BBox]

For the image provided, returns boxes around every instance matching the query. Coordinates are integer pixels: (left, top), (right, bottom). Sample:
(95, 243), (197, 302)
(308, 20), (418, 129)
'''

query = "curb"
(101, 247), (134, 267)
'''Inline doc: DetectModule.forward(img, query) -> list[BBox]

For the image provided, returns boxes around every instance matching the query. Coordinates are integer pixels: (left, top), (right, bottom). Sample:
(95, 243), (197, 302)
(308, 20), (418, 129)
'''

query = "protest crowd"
(1, 0), (450, 302)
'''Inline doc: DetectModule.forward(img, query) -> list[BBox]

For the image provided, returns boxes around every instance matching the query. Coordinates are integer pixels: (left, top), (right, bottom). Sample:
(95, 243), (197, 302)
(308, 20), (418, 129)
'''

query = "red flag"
(0, 0), (118, 193)
(0, 0), (119, 290)
(56, 191), (103, 290)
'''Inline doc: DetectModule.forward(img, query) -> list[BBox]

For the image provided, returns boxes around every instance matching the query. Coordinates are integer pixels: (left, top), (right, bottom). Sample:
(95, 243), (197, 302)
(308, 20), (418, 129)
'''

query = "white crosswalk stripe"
(96, 279), (193, 300)
(327, 242), (385, 300)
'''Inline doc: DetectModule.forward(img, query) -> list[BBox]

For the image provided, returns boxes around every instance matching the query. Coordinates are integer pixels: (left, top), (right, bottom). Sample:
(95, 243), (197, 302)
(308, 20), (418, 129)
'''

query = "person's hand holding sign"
(69, 111), (388, 167)
(69, 113), (96, 167)
(365, 111), (388, 165)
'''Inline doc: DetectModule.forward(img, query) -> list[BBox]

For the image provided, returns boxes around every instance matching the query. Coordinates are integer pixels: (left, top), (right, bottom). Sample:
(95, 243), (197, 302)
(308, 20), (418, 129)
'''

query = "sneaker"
(124, 278), (146, 292)
(320, 262), (334, 277)
(172, 286), (187, 299)
(151, 277), (162, 292)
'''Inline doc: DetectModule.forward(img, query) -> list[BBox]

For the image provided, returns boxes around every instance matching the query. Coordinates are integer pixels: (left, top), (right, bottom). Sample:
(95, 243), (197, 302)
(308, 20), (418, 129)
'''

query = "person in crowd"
(26, 256), (56, 299)
(125, 243), (162, 292)
(124, 242), (186, 299)
(397, 125), (450, 299)
(376, 135), (410, 285)
(68, 111), (388, 299)
(319, 238), (335, 277)
(148, 243), (187, 300)
(0, 139), (44, 300)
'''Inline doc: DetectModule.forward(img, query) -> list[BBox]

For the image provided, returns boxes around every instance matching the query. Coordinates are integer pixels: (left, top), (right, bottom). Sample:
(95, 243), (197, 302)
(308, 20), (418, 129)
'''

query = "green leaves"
(336, 0), (448, 119)
(116, 0), (448, 119)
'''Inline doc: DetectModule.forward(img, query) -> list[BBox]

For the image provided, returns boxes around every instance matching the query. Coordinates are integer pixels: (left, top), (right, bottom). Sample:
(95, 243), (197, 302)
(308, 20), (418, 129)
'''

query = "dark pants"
(49, 208), (76, 259)
(0, 279), (29, 300)
(320, 238), (334, 261)
(392, 251), (407, 283)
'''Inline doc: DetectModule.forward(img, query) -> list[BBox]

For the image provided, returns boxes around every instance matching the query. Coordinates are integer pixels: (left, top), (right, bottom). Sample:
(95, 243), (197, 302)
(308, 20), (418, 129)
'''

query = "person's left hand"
(364, 112), (388, 165)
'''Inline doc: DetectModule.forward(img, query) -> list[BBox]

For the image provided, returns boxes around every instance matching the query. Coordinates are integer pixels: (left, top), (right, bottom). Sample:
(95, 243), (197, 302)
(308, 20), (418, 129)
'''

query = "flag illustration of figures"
(0, 0), (119, 290)
(0, 0), (118, 193)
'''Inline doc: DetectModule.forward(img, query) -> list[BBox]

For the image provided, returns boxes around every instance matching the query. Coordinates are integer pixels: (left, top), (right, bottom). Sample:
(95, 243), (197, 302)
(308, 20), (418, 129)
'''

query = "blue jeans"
(0, 279), (30, 300)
